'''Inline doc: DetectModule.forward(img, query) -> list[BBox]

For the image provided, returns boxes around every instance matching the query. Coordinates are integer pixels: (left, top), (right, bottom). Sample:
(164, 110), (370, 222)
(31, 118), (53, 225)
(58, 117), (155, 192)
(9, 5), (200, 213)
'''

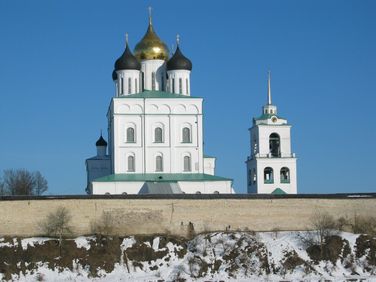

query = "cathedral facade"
(85, 13), (234, 194)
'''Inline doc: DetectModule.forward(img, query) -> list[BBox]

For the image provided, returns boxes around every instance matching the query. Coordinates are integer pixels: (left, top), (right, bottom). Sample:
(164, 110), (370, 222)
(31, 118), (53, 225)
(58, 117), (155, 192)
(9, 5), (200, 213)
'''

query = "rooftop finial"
(148, 6), (152, 25)
(125, 32), (129, 46)
(100, 129), (103, 136)
(176, 34), (180, 46)
(267, 70), (272, 105)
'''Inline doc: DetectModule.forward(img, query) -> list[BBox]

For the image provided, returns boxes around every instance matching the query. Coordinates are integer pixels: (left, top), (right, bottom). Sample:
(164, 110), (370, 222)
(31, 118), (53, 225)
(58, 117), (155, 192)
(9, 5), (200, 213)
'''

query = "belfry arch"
(269, 133), (280, 157)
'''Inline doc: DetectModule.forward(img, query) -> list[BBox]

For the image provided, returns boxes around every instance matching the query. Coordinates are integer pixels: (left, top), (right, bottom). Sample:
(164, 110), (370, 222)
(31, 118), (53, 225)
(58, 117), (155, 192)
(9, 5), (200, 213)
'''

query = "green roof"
(94, 173), (232, 182)
(116, 90), (198, 99)
(271, 188), (287, 195)
(254, 113), (285, 121)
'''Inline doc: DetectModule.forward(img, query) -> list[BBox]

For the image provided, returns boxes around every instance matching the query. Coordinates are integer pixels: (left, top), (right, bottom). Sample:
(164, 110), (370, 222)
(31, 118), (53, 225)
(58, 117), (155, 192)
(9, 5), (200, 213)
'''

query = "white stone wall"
(203, 157), (215, 175)
(109, 97), (204, 174)
(115, 70), (140, 96)
(247, 157), (297, 194)
(140, 60), (166, 91)
(256, 125), (293, 157)
(167, 70), (191, 95)
(86, 158), (111, 191)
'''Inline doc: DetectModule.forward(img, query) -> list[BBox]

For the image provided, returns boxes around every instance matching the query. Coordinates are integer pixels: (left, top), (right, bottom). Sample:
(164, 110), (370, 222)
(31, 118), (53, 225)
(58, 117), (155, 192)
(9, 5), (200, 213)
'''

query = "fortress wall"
(0, 197), (374, 237)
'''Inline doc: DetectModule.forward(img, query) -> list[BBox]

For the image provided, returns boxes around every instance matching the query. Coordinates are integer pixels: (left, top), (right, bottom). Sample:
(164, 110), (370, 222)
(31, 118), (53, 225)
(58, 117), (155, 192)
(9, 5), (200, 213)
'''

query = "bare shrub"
(298, 211), (338, 259)
(336, 216), (350, 231)
(91, 211), (115, 237)
(311, 210), (337, 246)
(40, 206), (72, 256)
(352, 215), (376, 235)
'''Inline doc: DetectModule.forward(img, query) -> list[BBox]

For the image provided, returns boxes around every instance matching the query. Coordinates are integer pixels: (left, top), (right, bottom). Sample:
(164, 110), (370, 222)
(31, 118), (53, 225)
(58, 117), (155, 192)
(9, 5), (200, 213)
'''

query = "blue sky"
(0, 1), (375, 194)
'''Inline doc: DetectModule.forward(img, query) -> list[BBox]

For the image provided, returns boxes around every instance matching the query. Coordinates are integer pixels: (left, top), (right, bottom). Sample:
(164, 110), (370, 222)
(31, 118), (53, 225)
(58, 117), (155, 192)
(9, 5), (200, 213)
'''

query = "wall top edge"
(0, 193), (375, 201)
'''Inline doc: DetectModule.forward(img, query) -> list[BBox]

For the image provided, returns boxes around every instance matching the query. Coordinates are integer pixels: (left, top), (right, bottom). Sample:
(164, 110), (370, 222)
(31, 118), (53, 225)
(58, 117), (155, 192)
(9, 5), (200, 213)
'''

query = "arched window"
(135, 78), (138, 93)
(127, 155), (135, 172)
(213, 191), (219, 194)
(182, 127), (191, 143)
(126, 127), (135, 143)
(156, 155), (163, 172)
(269, 133), (280, 157)
(179, 78), (182, 94)
(264, 167), (274, 183)
(186, 79), (189, 95)
(154, 127), (163, 143)
(152, 72), (156, 90)
(128, 78), (132, 94)
(184, 156), (191, 172)
(196, 191), (201, 194)
(161, 75), (164, 90)
(172, 78), (175, 93)
(280, 167), (290, 183)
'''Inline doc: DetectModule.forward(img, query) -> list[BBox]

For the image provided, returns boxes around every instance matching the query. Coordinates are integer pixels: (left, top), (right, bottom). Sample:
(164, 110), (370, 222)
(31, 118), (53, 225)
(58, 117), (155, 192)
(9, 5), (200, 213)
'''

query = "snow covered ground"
(0, 231), (375, 281)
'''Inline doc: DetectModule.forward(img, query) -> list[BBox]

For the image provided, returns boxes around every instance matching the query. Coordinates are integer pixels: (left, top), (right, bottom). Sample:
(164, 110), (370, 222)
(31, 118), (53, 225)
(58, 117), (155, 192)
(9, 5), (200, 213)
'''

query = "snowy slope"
(0, 231), (375, 281)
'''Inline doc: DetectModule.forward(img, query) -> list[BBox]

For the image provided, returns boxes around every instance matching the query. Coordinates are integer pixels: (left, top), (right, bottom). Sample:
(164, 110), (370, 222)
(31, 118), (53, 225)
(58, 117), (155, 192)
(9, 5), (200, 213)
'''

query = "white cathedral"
(246, 73), (297, 194)
(85, 13), (234, 195)
(86, 11), (297, 195)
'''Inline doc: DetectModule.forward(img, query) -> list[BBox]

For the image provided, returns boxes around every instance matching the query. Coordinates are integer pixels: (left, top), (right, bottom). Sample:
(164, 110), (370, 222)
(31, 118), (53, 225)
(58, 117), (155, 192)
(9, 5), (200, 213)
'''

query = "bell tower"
(246, 72), (297, 194)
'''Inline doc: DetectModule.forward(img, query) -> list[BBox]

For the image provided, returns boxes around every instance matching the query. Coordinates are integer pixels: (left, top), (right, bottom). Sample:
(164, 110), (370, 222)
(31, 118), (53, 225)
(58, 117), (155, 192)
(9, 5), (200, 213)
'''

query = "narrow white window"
(156, 156), (163, 172)
(182, 127), (191, 143)
(154, 127), (163, 143)
(128, 156), (135, 172)
(126, 127), (135, 143)
(183, 156), (191, 172)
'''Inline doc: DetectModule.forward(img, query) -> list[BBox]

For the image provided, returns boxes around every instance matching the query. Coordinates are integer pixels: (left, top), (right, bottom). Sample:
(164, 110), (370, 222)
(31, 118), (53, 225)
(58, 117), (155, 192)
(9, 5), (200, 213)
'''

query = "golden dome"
(134, 21), (169, 61)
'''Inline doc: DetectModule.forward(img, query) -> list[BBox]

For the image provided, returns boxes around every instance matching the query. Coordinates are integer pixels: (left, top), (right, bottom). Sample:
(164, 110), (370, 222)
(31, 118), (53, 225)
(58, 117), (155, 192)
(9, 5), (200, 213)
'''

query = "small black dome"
(114, 43), (141, 71)
(166, 46), (192, 71)
(112, 70), (117, 81)
(96, 135), (107, 147)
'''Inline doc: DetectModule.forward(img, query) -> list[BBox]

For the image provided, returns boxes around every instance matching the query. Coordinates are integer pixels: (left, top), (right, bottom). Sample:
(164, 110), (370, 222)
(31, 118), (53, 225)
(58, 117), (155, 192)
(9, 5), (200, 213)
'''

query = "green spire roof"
(271, 188), (287, 195)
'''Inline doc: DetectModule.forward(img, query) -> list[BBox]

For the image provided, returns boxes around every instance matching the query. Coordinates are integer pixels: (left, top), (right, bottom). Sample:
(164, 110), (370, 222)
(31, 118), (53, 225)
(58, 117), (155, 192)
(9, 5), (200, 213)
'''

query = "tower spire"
(267, 70), (272, 105)
(148, 6), (152, 25)
(125, 32), (129, 46)
(176, 34), (180, 46)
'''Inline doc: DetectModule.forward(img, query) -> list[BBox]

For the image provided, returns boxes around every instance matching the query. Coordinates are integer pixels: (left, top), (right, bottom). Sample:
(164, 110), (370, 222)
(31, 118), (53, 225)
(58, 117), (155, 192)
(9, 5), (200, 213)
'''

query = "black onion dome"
(166, 46), (192, 71)
(112, 70), (117, 81)
(114, 43), (141, 71)
(96, 135), (107, 147)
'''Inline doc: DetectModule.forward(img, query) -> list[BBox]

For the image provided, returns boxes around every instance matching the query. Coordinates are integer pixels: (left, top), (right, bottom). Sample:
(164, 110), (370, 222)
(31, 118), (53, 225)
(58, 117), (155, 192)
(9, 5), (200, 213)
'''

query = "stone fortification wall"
(0, 194), (375, 237)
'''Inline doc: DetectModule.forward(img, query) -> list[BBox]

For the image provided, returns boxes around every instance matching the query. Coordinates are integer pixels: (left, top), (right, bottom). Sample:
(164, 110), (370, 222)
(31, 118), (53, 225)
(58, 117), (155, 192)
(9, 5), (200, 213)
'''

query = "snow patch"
(74, 236), (95, 250)
(20, 237), (49, 250)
